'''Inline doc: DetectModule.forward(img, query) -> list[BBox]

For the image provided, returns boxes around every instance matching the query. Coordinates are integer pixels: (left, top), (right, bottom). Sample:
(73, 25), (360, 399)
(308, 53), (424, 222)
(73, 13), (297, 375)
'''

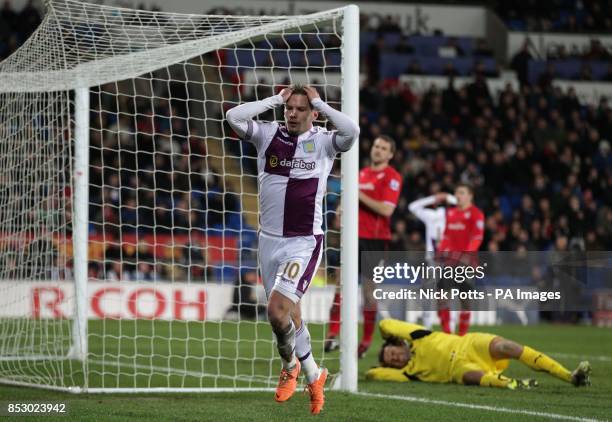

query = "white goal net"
(0, 0), (359, 392)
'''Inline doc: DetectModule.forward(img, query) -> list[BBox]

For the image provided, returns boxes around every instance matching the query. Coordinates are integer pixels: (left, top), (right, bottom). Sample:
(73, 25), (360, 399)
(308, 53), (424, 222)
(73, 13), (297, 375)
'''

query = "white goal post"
(0, 0), (359, 393)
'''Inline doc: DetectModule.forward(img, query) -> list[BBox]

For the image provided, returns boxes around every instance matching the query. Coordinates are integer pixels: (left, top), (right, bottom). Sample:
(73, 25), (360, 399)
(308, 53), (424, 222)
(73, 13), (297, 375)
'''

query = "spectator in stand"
(511, 40), (533, 87)
(576, 63), (594, 81)
(366, 35), (386, 83)
(538, 63), (556, 91)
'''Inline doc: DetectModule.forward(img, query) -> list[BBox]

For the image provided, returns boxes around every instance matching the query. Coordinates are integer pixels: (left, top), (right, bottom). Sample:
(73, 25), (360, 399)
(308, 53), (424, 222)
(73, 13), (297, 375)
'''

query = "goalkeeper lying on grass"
(366, 319), (591, 389)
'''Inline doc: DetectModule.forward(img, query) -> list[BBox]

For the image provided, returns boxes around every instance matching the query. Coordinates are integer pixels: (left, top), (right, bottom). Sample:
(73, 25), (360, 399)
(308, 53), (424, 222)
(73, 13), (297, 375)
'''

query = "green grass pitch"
(0, 322), (610, 421)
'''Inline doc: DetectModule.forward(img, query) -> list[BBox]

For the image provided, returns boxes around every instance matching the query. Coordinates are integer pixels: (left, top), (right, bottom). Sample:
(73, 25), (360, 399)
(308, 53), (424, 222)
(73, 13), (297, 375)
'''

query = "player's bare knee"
(362, 279), (377, 308)
(363, 294), (377, 309)
(462, 371), (484, 385)
(267, 297), (292, 330)
(437, 298), (448, 309)
(490, 337), (523, 359)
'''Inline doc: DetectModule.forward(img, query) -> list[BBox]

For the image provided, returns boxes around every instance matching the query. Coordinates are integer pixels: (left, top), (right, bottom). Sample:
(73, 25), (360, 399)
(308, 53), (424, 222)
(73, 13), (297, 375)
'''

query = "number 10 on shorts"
(279, 261), (302, 283)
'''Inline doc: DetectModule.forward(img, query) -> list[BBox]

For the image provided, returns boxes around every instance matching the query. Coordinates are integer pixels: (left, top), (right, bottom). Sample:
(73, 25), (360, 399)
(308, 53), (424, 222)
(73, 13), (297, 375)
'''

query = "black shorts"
(359, 238), (388, 279)
(434, 251), (478, 292)
(437, 277), (475, 292)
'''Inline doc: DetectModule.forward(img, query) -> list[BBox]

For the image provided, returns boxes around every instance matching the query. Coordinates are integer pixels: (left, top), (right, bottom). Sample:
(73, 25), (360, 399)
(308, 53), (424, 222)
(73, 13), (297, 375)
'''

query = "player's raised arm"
(408, 194), (439, 221)
(379, 319), (431, 341)
(408, 193), (456, 225)
(408, 195), (436, 213)
(225, 88), (293, 140)
(366, 367), (411, 382)
(303, 85), (359, 153)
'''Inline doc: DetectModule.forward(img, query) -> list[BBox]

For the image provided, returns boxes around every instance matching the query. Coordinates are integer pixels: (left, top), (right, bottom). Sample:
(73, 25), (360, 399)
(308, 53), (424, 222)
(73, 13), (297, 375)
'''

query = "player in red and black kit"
(325, 135), (402, 357)
(437, 183), (484, 336)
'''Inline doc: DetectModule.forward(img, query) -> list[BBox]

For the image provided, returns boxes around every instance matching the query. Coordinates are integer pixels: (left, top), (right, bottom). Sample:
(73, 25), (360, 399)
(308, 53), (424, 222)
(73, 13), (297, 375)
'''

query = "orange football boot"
(274, 359), (300, 402)
(306, 368), (328, 415)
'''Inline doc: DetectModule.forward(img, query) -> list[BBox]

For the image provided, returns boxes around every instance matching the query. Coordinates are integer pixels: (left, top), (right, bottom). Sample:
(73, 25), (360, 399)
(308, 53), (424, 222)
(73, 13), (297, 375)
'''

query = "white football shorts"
(258, 231), (324, 303)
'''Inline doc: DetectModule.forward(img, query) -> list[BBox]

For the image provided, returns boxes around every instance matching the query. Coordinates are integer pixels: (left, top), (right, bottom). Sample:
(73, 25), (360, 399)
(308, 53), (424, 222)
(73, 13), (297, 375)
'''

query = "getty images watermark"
(372, 261), (560, 302)
(372, 261), (486, 284)
(362, 251), (611, 312)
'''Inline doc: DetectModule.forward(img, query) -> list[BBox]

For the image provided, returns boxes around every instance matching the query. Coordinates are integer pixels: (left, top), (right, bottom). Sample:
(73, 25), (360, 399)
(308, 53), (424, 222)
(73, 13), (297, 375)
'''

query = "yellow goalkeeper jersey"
(366, 319), (502, 384)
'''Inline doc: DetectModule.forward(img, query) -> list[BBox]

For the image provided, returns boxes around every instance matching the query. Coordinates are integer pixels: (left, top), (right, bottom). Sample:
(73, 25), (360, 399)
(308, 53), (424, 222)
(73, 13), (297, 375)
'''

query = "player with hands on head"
(226, 83), (359, 415)
(408, 191), (457, 330)
(408, 192), (458, 255)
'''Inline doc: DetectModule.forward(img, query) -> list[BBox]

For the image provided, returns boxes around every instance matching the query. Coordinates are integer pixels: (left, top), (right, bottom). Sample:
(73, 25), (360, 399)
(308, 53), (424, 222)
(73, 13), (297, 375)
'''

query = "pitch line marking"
(355, 392), (604, 422)
(551, 352), (612, 362)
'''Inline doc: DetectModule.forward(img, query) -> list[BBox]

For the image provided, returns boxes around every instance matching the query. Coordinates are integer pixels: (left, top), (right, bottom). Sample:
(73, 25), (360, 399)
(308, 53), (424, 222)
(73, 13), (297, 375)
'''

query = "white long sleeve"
(225, 94), (284, 139)
(311, 98), (360, 152)
(408, 195), (437, 217)
(408, 194), (457, 220)
(408, 195), (446, 252)
(409, 196), (444, 230)
(226, 94), (359, 153)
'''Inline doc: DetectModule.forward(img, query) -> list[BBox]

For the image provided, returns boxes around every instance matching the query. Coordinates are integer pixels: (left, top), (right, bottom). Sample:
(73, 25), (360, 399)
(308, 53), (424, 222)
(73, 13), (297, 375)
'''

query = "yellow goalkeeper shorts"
(451, 333), (509, 384)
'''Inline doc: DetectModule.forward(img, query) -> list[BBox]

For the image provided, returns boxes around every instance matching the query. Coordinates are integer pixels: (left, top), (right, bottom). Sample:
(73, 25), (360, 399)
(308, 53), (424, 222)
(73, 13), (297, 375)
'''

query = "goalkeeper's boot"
(507, 378), (539, 390)
(357, 341), (371, 359)
(324, 335), (339, 353)
(571, 361), (592, 387)
(274, 359), (301, 402)
(306, 367), (328, 415)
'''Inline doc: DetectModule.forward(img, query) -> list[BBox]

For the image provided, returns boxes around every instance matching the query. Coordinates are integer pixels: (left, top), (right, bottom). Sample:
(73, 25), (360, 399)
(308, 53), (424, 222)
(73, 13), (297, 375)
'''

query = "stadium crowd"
(495, 0), (612, 33)
(361, 76), (611, 253)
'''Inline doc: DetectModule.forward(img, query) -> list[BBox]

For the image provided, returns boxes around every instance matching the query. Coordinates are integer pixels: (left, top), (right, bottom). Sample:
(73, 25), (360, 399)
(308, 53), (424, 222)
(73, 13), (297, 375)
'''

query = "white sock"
(282, 357), (296, 370)
(296, 322), (319, 383)
(300, 354), (320, 384)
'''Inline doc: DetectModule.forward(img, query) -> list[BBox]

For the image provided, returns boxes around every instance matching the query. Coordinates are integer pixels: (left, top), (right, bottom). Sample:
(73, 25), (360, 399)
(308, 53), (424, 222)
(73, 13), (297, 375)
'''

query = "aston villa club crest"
(302, 139), (315, 153)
